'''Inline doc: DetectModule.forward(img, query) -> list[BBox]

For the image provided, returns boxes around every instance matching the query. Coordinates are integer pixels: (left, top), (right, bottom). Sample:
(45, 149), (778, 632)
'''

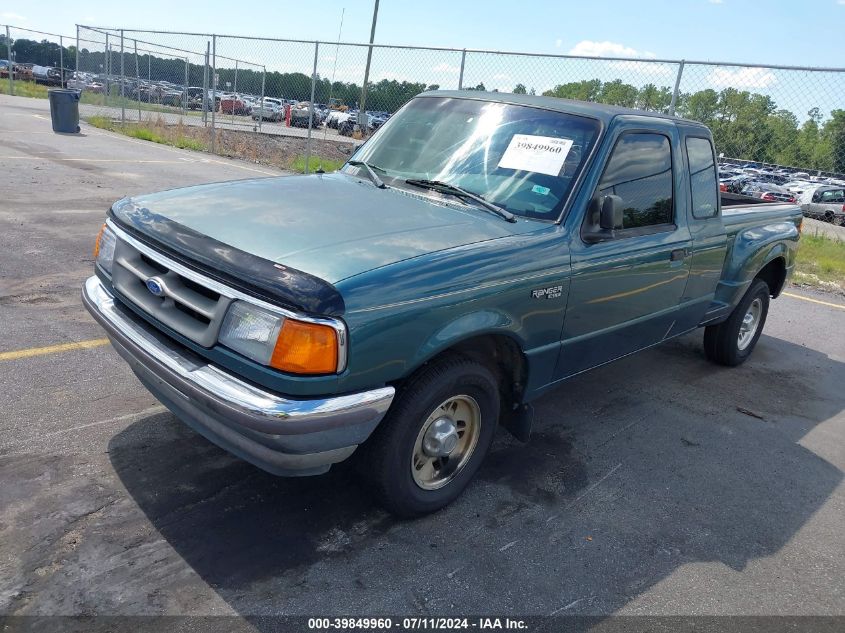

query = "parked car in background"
(740, 182), (797, 203)
(186, 87), (219, 112)
(252, 97), (285, 122)
(801, 185), (845, 225)
(753, 172), (789, 186)
(326, 110), (352, 129)
(32, 65), (63, 86)
(719, 174), (753, 194)
(160, 89), (186, 107)
(290, 102), (322, 127)
(221, 95), (250, 115)
(65, 71), (95, 91)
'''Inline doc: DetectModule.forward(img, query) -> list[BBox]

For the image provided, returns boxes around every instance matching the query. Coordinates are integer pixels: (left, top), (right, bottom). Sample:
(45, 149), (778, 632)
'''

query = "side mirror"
(599, 194), (624, 230)
(583, 195), (624, 243)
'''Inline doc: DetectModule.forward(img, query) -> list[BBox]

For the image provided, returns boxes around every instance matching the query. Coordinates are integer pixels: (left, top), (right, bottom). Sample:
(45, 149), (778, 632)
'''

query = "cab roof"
(416, 90), (709, 130)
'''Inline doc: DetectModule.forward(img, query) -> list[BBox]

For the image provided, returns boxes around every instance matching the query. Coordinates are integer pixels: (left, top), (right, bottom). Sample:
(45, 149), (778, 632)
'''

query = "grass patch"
(85, 115), (351, 176)
(85, 115), (209, 152)
(794, 233), (845, 294)
(0, 82), (199, 118)
(290, 154), (346, 174)
(0, 81), (50, 98)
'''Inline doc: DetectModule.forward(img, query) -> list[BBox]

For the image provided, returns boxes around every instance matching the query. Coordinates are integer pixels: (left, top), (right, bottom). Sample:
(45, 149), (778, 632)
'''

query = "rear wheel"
(704, 279), (770, 366)
(359, 356), (500, 517)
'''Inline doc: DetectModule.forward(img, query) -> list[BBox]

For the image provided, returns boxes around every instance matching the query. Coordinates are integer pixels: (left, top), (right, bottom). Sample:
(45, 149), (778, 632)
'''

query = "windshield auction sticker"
(498, 134), (574, 176)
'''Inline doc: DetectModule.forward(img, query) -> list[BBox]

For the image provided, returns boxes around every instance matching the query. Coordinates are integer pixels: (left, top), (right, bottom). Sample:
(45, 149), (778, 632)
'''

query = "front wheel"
(359, 356), (500, 517)
(704, 279), (770, 366)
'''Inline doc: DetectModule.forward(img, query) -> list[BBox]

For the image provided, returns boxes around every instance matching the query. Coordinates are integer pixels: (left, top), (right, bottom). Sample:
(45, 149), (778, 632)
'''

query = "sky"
(3, 0), (845, 69)
(3, 1), (844, 121)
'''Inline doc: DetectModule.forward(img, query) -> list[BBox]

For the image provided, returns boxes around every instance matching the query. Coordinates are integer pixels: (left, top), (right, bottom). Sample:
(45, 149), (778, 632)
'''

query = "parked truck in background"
(83, 91), (802, 517)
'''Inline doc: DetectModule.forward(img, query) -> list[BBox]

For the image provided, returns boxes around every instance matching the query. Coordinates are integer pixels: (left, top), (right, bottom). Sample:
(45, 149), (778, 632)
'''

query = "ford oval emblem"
(145, 277), (165, 297)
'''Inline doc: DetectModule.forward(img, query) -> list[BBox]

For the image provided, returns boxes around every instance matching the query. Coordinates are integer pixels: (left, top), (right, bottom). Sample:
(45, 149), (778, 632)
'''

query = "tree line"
(3, 35), (843, 173)
(539, 78), (845, 173)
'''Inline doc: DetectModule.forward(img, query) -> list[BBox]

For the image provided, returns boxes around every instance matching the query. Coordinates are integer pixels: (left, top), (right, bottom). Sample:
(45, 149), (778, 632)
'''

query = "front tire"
(704, 279), (770, 366)
(359, 356), (500, 517)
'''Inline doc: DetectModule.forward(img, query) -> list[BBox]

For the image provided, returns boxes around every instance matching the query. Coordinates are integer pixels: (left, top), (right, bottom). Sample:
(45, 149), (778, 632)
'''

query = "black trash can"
(47, 89), (81, 133)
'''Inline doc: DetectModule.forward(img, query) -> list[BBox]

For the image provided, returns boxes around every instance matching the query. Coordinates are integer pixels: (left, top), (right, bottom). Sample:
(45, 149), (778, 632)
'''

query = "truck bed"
(720, 193), (802, 234)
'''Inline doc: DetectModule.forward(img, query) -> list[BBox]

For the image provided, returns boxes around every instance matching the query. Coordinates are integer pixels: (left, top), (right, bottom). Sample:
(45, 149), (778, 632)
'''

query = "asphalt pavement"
(1, 94), (843, 623)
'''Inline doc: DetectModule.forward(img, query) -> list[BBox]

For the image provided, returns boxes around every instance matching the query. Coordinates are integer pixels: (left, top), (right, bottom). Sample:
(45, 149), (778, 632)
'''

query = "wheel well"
(755, 257), (787, 297)
(416, 334), (528, 406)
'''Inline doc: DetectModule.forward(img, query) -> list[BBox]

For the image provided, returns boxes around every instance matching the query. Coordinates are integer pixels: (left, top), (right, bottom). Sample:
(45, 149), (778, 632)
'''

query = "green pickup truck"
(83, 91), (802, 516)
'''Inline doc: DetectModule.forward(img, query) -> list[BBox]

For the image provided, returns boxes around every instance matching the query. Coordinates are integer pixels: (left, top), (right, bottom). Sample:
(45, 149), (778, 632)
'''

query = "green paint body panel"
(104, 93), (803, 402)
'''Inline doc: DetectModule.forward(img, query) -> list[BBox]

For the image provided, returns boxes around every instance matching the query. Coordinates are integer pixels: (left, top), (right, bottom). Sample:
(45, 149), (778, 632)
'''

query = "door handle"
(670, 248), (687, 262)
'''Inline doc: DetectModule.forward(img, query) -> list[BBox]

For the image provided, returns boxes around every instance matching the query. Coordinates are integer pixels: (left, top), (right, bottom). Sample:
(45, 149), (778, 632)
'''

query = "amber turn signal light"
(93, 223), (107, 257)
(270, 319), (339, 375)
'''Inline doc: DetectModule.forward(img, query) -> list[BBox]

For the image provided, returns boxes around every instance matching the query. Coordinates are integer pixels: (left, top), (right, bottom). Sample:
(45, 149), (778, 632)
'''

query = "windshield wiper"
(404, 179), (516, 223)
(347, 160), (386, 189)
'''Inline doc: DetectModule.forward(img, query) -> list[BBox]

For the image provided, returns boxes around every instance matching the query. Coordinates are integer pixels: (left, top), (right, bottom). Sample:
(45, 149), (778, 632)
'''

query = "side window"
(597, 133), (674, 230)
(686, 137), (719, 218)
(821, 189), (844, 203)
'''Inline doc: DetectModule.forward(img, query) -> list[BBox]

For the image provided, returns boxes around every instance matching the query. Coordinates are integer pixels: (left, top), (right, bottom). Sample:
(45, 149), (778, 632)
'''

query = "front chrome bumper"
(82, 276), (395, 476)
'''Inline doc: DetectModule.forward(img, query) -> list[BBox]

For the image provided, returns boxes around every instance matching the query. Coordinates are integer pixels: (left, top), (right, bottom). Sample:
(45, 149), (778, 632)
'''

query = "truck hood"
(122, 173), (530, 284)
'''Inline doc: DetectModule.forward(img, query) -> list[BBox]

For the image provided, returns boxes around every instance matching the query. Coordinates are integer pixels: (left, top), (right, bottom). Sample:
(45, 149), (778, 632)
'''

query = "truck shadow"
(108, 331), (843, 620)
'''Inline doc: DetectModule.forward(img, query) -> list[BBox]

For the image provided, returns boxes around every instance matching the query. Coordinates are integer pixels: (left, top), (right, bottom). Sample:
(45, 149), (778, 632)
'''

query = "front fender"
(408, 309), (528, 371)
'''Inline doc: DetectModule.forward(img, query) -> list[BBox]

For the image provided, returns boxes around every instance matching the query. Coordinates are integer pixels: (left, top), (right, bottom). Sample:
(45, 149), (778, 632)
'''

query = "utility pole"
(357, 0), (379, 136)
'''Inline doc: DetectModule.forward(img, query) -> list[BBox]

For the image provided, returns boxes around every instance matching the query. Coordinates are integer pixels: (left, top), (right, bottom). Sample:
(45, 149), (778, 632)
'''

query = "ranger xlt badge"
(532, 285), (563, 300)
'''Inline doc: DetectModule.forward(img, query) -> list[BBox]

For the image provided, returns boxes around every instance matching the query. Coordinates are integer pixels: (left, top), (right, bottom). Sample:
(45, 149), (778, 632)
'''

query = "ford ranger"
(83, 91), (802, 516)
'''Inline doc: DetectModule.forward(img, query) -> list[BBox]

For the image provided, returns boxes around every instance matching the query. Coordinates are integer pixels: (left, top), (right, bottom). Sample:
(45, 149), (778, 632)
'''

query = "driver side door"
(555, 124), (692, 379)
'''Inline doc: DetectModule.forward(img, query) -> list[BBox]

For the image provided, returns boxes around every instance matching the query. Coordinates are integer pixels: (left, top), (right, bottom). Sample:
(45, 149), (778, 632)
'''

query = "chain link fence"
(3, 23), (844, 178)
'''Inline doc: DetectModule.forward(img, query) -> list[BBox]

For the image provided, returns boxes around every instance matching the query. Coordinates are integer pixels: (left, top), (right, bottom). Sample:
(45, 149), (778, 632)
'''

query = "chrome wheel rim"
(411, 395), (481, 491)
(737, 298), (762, 351)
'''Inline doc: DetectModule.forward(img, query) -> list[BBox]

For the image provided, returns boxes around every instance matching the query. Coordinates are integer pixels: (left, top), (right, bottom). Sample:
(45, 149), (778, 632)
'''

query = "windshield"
(344, 96), (601, 220)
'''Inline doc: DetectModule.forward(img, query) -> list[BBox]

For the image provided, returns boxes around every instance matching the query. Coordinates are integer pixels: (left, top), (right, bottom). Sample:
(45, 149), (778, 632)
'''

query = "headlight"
(219, 301), (284, 365)
(219, 301), (340, 375)
(93, 224), (117, 274)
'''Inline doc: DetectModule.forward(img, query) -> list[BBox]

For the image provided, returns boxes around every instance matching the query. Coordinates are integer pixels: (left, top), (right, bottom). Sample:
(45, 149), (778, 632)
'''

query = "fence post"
(259, 66), (265, 134)
(305, 41), (319, 174)
(59, 36), (64, 86)
(669, 60), (685, 116)
(202, 43), (209, 126)
(184, 57), (188, 115)
(104, 33), (109, 99)
(5, 25), (12, 96)
(119, 30), (125, 126)
(134, 40), (140, 123)
(147, 54), (151, 104)
(358, 0), (380, 133)
(211, 34), (216, 154)
(458, 49), (466, 90)
(231, 60), (238, 125)
(75, 25), (80, 84)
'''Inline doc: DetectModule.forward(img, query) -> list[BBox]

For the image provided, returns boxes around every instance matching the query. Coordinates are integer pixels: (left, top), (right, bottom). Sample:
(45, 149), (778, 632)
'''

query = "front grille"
(111, 237), (232, 347)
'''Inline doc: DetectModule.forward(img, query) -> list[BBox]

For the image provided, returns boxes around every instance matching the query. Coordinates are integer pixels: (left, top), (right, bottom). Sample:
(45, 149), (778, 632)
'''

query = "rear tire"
(704, 279), (770, 366)
(358, 356), (500, 518)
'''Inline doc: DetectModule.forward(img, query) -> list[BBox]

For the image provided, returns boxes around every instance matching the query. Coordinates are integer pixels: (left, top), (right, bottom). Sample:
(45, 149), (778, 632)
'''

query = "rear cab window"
(686, 136), (719, 219)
